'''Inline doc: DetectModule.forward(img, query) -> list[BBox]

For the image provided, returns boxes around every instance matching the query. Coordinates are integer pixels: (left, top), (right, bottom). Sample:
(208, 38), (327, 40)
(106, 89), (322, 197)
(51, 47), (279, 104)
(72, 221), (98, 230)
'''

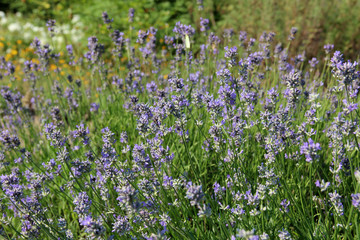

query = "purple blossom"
(324, 44), (334, 54)
(309, 57), (319, 68)
(85, 36), (104, 64)
(72, 124), (90, 145)
(200, 18), (210, 32)
(300, 138), (321, 162)
(224, 46), (238, 59)
(43, 123), (66, 148)
(102, 11), (113, 25)
(332, 57), (359, 85)
(112, 215), (131, 235)
(128, 8), (135, 23)
(315, 179), (330, 192)
(0, 130), (20, 149)
(329, 191), (344, 215)
(278, 229), (292, 239)
(173, 21), (195, 39)
(351, 193), (360, 210)
(73, 192), (92, 215)
(90, 103), (100, 113)
(288, 27), (298, 40)
(342, 99), (358, 115)
(137, 30), (149, 44)
(46, 19), (56, 35)
(186, 182), (205, 206)
(280, 199), (290, 213)
(239, 31), (247, 44)
(218, 84), (237, 105)
(79, 215), (105, 239)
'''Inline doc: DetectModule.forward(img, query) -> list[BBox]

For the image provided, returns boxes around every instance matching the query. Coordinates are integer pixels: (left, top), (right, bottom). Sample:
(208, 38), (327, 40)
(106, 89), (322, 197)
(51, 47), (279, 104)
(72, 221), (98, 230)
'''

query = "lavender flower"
(85, 36), (104, 64)
(239, 31), (247, 46)
(224, 46), (238, 59)
(186, 182), (205, 206)
(72, 124), (90, 145)
(236, 229), (259, 239)
(46, 19), (56, 36)
(102, 11), (113, 26)
(79, 215), (105, 239)
(315, 179), (330, 192)
(128, 8), (135, 23)
(288, 27), (298, 40)
(112, 215), (131, 235)
(223, 28), (234, 41)
(309, 57), (319, 69)
(278, 229), (292, 239)
(197, 0), (204, 10)
(43, 123), (66, 148)
(1, 86), (23, 111)
(329, 191), (344, 215)
(280, 199), (290, 213)
(324, 44), (334, 54)
(300, 138), (321, 162)
(218, 84), (237, 105)
(173, 21), (195, 39)
(90, 103), (100, 113)
(73, 192), (92, 216)
(331, 57), (359, 85)
(0, 130), (20, 149)
(351, 193), (360, 211)
(200, 18), (210, 33)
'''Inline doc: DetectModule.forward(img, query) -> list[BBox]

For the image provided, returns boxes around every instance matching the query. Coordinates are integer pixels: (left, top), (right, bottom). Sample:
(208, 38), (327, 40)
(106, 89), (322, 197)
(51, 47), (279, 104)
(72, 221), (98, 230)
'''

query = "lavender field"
(0, 7), (360, 240)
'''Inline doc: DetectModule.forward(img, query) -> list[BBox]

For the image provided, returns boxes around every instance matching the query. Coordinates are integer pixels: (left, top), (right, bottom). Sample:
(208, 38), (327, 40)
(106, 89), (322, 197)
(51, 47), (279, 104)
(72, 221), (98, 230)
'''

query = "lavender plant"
(0, 9), (360, 240)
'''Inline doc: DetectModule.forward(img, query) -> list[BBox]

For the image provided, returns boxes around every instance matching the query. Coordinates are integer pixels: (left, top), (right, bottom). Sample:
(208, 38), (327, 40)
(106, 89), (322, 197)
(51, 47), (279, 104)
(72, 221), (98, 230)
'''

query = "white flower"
(0, 17), (7, 25)
(32, 26), (41, 32)
(355, 170), (360, 184)
(8, 23), (21, 32)
(72, 15), (81, 24)
(23, 32), (32, 40)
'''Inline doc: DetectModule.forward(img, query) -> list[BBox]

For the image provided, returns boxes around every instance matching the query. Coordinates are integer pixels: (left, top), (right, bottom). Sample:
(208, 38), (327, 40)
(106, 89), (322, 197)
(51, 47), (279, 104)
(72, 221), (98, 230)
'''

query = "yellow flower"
(17, 40), (22, 45)
(5, 54), (12, 61)
(11, 49), (18, 55)
(24, 47), (32, 53)
(50, 64), (57, 71)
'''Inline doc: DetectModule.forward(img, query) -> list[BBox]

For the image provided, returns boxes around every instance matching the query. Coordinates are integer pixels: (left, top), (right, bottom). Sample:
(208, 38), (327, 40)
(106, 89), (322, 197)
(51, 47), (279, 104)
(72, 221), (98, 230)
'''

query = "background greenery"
(2, 0), (360, 60)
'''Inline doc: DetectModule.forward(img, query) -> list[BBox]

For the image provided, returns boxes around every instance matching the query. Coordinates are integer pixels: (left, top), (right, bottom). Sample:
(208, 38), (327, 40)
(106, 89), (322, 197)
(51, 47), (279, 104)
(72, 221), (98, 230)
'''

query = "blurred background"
(0, 0), (359, 60)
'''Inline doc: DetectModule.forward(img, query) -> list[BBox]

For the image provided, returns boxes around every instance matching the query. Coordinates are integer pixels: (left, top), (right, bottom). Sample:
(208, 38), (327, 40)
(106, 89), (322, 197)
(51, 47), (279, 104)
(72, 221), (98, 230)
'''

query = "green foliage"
(4, 0), (360, 59)
(214, 0), (360, 59)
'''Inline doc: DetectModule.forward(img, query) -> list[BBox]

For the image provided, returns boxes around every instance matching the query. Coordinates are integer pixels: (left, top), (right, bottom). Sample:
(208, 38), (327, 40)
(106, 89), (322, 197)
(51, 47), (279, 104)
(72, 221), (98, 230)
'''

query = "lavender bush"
(0, 10), (360, 240)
